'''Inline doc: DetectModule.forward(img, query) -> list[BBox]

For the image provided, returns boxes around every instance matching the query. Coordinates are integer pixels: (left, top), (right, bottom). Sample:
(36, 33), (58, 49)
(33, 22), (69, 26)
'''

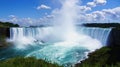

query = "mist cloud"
(1, 0), (120, 26)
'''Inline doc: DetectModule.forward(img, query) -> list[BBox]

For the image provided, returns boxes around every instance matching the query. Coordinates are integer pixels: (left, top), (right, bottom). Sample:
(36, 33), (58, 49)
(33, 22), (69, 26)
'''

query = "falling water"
(9, 27), (111, 65)
(77, 27), (111, 46)
(10, 27), (111, 47)
(6, 0), (112, 66)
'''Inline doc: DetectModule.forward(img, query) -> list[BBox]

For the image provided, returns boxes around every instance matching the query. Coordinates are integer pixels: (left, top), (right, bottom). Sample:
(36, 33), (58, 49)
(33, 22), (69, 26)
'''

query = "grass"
(0, 57), (63, 67)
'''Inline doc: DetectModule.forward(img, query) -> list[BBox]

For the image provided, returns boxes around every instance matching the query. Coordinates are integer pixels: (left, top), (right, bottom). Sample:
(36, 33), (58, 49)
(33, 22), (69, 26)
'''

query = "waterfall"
(8, 27), (111, 65)
(10, 27), (111, 46)
(77, 27), (111, 46)
(9, 27), (54, 49)
(1, 0), (112, 65)
(10, 27), (53, 40)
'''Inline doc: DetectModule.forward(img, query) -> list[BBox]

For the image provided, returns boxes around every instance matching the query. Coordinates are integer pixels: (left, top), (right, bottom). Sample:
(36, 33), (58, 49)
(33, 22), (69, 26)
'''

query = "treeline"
(83, 23), (120, 28)
(0, 21), (19, 28)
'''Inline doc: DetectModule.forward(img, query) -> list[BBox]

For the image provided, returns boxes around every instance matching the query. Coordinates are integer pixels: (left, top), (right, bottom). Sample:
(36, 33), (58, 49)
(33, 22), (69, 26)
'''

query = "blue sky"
(0, 0), (120, 26)
(0, 0), (58, 18)
(0, 0), (119, 18)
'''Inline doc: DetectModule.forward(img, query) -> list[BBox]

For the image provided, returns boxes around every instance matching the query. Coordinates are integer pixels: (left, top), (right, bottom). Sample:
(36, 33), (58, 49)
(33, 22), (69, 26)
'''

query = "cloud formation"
(37, 4), (51, 10)
(78, 7), (120, 23)
(3, 15), (53, 26)
(87, 0), (107, 7)
(1, 0), (120, 26)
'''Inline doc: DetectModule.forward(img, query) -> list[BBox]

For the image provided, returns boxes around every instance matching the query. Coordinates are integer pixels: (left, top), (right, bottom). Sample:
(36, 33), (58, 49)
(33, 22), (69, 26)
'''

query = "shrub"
(0, 57), (63, 67)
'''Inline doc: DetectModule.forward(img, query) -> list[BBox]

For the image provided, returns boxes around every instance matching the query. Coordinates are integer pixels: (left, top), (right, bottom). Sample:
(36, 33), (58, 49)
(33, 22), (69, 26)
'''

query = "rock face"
(108, 28), (120, 47)
(0, 28), (10, 38)
(0, 28), (10, 47)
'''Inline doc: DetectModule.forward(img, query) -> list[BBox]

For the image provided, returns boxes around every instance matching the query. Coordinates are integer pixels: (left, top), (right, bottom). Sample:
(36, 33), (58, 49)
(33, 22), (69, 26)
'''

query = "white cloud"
(37, 4), (51, 10)
(1, 0), (120, 26)
(87, 2), (96, 7)
(50, 0), (120, 24)
(79, 6), (92, 12)
(46, 15), (54, 18)
(87, 0), (107, 7)
(4, 15), (54, 26)
(8, 15), (16, 18)
(102, 7), (120, 20)
(94, 0), (107, 5)
(8, 15), (18, 23)
(78, 7), (120, 23)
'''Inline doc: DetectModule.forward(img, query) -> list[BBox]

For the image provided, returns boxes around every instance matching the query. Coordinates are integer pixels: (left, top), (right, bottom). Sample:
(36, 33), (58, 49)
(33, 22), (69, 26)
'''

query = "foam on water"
(8, 27), (111, 66)
(6, 0), (112, 66)
(26, 32), (102, 65)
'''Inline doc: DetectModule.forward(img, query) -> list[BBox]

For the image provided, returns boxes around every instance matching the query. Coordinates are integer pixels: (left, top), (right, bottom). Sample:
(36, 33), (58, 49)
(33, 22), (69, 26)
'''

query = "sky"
(0, 0), (120, 26)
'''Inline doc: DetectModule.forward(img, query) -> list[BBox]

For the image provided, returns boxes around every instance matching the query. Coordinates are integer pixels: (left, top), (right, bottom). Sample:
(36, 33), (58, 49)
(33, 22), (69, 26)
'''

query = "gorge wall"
(0, 28), (10, 37)
(108, 28), (120, 47)
(0, 28), (10, 47)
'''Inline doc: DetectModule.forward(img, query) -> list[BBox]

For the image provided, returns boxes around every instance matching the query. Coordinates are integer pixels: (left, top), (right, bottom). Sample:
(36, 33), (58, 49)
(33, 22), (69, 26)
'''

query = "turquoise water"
(0, 27), (111, 66)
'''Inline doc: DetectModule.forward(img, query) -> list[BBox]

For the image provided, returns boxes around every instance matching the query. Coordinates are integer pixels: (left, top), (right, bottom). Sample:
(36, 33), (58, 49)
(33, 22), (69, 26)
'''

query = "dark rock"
(108, 28), (120, 47)
(0, 28), (10, 38)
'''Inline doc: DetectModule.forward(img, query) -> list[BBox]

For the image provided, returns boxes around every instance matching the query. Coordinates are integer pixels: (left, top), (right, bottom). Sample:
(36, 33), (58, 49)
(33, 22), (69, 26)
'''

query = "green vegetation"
(0, 21), (19, 28)
(75, 46), (120, 67)
(0, 57), (63, 67)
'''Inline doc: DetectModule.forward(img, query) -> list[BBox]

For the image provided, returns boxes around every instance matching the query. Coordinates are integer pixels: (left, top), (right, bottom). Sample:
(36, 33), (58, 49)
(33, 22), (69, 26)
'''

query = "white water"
(10, 27), (111, 48)
(78, 27), (111, 46)
(9, 27), (111, 65)
(8, 0), (111, 66)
